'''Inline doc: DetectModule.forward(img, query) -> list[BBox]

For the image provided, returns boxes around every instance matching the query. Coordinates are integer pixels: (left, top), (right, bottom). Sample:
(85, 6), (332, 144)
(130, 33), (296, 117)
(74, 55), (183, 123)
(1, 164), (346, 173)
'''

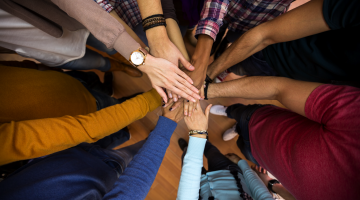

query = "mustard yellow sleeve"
(0, 89), (161, 166)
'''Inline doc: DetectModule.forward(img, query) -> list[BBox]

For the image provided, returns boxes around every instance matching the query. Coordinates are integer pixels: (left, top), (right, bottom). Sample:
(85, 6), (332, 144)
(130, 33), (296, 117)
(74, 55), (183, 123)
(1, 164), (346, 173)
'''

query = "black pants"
(182, 141), (238, 174)
(226, 104), (267, 166)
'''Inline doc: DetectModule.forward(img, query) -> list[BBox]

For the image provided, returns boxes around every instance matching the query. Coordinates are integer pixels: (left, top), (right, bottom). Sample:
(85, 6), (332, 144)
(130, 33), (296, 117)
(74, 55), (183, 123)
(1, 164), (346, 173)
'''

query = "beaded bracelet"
(188, 130), (208, 136)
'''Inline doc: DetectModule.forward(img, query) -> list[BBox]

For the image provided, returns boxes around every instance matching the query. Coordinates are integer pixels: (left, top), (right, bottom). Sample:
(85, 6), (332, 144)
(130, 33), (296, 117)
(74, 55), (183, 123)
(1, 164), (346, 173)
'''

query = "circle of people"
(0, 0), (359, 199)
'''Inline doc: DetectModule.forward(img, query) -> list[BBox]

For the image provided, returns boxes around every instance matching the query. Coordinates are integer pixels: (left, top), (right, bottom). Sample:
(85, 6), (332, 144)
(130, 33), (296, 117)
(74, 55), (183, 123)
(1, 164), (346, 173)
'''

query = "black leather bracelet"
(205, 74), (213, 83)
(143, 22), (167, 32)
(204, 81), (210, 100)
(142, 14), (164, 23)
(268, 179), (280, 194)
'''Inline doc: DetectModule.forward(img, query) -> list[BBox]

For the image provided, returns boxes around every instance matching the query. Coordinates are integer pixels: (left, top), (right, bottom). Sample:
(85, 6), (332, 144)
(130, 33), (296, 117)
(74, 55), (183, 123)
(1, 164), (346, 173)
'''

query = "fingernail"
(169, 94), (172, 98)
(190, 65), (194, 69)
(187, 100), (189, 102)
(179, 96), (181, 98)
(200, 98), (204, 100)
(184, 111), (187, 115)
(169, 108), (172, 111)
(192, 99), (196, 103)
(174, 98), (177, 102)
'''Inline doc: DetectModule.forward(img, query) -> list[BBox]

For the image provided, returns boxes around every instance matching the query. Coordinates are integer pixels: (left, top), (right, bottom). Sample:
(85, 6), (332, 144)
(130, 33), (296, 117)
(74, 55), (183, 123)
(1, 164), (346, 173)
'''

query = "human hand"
(138, 55), (200, 103)
(251, 165), (273, 185)
(225, 153), (242, 164)
(184, 101), (212, 131)
(147, 28), (196, 102)
(162, 101), (184, 123)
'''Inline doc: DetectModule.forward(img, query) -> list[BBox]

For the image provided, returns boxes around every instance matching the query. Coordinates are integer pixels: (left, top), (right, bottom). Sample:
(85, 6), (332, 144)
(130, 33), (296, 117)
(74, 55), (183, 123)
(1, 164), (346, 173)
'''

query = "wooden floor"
(108, 68), (283, 200)
(0, 1), (311, 198)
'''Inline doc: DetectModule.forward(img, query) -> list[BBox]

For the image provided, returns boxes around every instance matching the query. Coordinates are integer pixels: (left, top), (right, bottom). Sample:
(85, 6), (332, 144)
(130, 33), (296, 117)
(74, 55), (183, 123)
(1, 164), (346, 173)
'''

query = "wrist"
(138, 54), (155, 72)
(146, 26), (169, 47)
(268, 179), (281, 193)
(192, 34), (213, 60)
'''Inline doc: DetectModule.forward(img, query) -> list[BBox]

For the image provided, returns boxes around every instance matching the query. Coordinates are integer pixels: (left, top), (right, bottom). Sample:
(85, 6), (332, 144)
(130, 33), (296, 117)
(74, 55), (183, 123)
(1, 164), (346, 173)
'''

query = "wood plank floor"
(109, 69), (284, 200)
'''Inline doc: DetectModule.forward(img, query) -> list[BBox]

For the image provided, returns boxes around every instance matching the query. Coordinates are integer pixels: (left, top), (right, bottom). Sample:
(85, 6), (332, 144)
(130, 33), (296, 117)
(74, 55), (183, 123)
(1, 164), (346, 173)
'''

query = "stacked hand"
(139, 55), (200, 103)
(184, 101), (212, 131)
(147, 28), (199, 103)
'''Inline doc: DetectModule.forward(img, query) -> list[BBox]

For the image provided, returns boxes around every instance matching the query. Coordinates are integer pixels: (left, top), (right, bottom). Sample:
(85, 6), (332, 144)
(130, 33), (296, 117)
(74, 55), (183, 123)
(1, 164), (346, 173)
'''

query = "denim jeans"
(0, 140), (145, 200)
(64, 71), (131, 149)
(182, 141), (240, 174)
(226, 104), (267, 166)
(58, 34), (117, 71)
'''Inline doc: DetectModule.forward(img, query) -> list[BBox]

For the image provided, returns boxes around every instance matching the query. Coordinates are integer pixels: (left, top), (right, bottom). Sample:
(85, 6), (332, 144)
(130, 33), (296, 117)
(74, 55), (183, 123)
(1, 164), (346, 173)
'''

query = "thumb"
(179, 55), (195, 71)
(205, 104), (212, 120)
(154, 86), (168, 103)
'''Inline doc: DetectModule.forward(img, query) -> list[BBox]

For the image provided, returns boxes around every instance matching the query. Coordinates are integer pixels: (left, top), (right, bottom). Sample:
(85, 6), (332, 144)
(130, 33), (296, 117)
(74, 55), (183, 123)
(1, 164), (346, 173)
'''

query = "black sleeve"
(161, 0), (179, 24)
(323, 0), (360, 30)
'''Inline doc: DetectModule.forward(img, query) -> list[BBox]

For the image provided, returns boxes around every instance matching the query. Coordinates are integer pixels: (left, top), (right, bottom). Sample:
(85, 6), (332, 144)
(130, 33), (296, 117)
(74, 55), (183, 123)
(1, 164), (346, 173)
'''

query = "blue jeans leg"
(0, 142), (145, 200)
(58, 48), (111, 71)
(226, 104), (267, 166)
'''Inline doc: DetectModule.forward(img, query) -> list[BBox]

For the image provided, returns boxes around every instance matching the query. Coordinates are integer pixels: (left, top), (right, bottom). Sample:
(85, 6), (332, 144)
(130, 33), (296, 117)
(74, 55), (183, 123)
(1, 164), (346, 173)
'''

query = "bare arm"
(207, 76), (322, 116)
(166, 18), (190, 61)
(207, 0), (330, 79)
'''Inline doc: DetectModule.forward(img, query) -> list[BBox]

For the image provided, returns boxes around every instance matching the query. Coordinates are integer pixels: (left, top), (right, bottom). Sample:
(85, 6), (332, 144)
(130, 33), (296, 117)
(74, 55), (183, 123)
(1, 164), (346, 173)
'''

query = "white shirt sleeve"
(176, 136), (207, 200)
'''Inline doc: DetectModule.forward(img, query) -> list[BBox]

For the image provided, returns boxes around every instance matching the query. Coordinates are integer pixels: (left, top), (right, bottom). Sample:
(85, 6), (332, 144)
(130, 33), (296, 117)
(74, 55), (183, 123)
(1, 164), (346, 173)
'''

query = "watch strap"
(267, 179), (280, 194)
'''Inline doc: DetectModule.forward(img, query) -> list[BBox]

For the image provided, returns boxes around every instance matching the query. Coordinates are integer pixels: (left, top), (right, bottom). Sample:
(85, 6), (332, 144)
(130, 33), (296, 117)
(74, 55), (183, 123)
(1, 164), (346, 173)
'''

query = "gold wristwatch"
(129, 47), (149, 67)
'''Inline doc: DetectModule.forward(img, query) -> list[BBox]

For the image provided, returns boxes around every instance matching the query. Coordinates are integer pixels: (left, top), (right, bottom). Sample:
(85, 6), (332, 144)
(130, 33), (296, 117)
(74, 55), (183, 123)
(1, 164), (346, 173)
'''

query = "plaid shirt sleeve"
(94, 0), (114, 13)
(195, 0), (229, 41)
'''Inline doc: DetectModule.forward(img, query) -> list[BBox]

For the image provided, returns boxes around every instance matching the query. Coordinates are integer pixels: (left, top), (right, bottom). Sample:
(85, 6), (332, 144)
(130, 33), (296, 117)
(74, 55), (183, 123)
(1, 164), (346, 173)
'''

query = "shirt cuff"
(195, 20), (220, 41)
(95, 0), (114, 13)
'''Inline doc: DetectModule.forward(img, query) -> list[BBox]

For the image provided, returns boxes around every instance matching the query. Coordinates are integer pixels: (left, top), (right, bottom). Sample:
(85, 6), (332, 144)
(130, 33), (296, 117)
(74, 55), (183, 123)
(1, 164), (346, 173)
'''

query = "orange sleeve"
(0, 89), (161, 166)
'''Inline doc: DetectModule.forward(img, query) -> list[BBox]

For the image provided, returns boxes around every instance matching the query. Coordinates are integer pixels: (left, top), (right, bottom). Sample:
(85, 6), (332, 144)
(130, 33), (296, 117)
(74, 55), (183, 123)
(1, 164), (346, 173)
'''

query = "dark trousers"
(182, 141), (239, 174)
(0, 140), (145, 200)
(65, 71), (131, 149)
(226, 104), (266, 166)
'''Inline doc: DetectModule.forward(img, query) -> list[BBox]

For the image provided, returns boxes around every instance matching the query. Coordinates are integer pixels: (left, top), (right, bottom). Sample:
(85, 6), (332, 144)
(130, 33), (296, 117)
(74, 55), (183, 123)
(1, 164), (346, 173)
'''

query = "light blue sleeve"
(176, 136), (207, 200)
(238, 160), (274, 200)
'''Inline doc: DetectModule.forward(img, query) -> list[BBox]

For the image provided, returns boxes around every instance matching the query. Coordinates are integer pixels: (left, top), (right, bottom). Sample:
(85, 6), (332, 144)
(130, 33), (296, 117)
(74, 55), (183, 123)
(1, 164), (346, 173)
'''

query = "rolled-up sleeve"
(195, 0), (229, 41)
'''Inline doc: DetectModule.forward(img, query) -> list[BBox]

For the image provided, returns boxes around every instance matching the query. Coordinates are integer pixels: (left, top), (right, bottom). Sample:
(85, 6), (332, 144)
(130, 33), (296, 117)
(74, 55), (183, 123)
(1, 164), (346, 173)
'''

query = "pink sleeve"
(51, 0), (140, 59)
(305, 84), (360, 131)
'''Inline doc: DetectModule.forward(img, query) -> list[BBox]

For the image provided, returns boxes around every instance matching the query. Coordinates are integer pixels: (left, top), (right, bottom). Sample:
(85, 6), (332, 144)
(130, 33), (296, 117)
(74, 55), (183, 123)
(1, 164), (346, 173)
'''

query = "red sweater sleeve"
(249, 84), (360, 200)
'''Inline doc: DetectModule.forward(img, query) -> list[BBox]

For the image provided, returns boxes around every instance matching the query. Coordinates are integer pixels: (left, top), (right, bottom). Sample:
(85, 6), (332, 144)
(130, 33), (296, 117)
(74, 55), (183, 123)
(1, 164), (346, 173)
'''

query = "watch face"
(131, 52), (144, 65)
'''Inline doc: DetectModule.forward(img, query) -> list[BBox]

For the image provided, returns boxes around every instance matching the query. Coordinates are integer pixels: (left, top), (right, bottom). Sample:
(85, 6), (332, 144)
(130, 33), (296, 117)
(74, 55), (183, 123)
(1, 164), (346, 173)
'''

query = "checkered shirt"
(94, 0), (142, 29)
(196, 0), (293, 41)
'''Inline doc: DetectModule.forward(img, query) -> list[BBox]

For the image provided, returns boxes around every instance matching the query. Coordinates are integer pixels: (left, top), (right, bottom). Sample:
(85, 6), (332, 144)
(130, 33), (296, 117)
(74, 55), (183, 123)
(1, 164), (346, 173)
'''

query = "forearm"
(272, 184), (296, 200)
(109, 11), (146, 48)
(189, 35), (214, 88)
(177, 136), (207, 200)
(166, 18), (190, 61)
(207, 28), (269, 79)
(238, 160), (273, 200)
(207, 0), (329, 80)
(103, 116), (177, 200)
(52, 0), (141, 59)
(207, 76), (322, 116)
(0, 89), (161, 166)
